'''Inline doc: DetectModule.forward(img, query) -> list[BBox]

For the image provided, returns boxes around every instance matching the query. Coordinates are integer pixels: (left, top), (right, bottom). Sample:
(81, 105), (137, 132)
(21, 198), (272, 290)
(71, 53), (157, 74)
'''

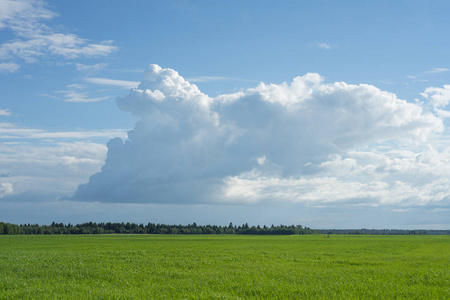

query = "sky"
(1, 0), (449, 229)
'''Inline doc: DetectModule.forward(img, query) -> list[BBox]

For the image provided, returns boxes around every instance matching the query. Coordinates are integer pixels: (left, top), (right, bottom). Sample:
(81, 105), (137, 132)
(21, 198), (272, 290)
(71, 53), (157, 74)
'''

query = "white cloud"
(75, 63), (108, 73)
(84, 77), (140, 89)
(424, 68), (450, 74)
(407, 67), (449, 82)
(421, 84), (450, 109)
(66, 83), (86, 89)
(0, 33), (116, 62)
(434, 108), (450, 118)
(0, 109), (12, 116)
(405, 75), (428, 82)
(186, 75), (256, 83)
(0, 122), (127, 140)
(318, 43), (332, 49)
(0, 0), (116, 67)
(0, 182), (13, 198)
(0, 114), (127, 203)
(0, 141), (108, 201)
(72, 65), (448, 209)
(0, 62), (20, 72)
(0, 0), (54, 30)
(63, 91), (109, 103)
(57, 83), (111, 102)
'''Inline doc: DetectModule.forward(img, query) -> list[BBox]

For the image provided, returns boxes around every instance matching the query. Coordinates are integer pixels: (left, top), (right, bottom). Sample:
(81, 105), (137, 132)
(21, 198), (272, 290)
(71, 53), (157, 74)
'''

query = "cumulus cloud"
(0, 0), (116, 67)
(422, 85), (450, 108)
(421, 84), (450, 118)
(71, 64), (449, 208)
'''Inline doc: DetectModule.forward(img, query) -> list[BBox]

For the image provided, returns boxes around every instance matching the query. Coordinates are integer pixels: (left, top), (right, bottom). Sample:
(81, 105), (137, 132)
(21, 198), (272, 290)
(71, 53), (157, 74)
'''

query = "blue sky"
(1, 0), (449, 229)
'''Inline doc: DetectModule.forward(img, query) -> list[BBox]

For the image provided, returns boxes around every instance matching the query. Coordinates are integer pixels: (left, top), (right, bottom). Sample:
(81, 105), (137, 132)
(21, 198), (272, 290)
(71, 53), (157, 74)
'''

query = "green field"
(0, 235), (449, 299)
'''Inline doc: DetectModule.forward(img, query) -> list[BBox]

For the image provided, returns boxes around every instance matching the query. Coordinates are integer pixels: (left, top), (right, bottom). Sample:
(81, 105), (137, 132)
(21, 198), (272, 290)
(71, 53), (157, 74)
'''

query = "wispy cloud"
(0, 34), (116, 63)
(318, 43), (332, 49)
(0, 121), (121, 201)
(45, 80), (131, 103)
(0, 140), (109, 201)
(0, 0), (54, 28)
(74, 63), (108, 73)
(0, 122), (127, 140)
(0, 0), (116, 69)
(58, 84), (110, 103)
(0, 62), (20, 73)
(84, 77), (140, 89)
(406, 75), (429, 82)
(39, 93), (58, 100)
(407, 67), (449, 81)
(424, 68), (450, 74)
(0, 109), (12, 116)
(63, 91), (110, 103)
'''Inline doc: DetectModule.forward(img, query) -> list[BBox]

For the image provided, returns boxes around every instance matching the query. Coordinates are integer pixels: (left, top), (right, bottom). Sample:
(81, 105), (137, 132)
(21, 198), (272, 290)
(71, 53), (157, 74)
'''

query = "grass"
(0, 234), (449, 299)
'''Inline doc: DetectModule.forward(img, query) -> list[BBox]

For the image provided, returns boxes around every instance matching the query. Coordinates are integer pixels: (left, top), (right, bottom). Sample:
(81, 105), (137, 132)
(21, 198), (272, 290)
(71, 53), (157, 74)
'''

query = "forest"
(0, 221), (317, 235)
(2, 221), (449, 235)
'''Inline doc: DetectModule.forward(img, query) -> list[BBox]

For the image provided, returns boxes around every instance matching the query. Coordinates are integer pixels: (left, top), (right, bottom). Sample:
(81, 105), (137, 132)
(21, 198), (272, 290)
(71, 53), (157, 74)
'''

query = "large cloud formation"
(73, 65), (449, 207)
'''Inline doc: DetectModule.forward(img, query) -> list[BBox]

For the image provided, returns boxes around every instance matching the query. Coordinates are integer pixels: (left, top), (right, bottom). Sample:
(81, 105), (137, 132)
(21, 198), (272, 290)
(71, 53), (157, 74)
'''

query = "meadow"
(0, 234), (449, 299)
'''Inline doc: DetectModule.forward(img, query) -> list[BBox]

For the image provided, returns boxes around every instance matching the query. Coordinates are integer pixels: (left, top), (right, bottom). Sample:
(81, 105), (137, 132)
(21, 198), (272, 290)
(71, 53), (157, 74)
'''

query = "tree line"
(2, 222), (448, 235)
(0, 221), (317, 235)
(320, 228), (450, 235)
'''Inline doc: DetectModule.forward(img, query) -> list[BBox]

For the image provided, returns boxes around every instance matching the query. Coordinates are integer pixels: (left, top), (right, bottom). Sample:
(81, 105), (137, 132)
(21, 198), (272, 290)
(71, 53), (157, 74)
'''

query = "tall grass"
(1, 235), (449, 299)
